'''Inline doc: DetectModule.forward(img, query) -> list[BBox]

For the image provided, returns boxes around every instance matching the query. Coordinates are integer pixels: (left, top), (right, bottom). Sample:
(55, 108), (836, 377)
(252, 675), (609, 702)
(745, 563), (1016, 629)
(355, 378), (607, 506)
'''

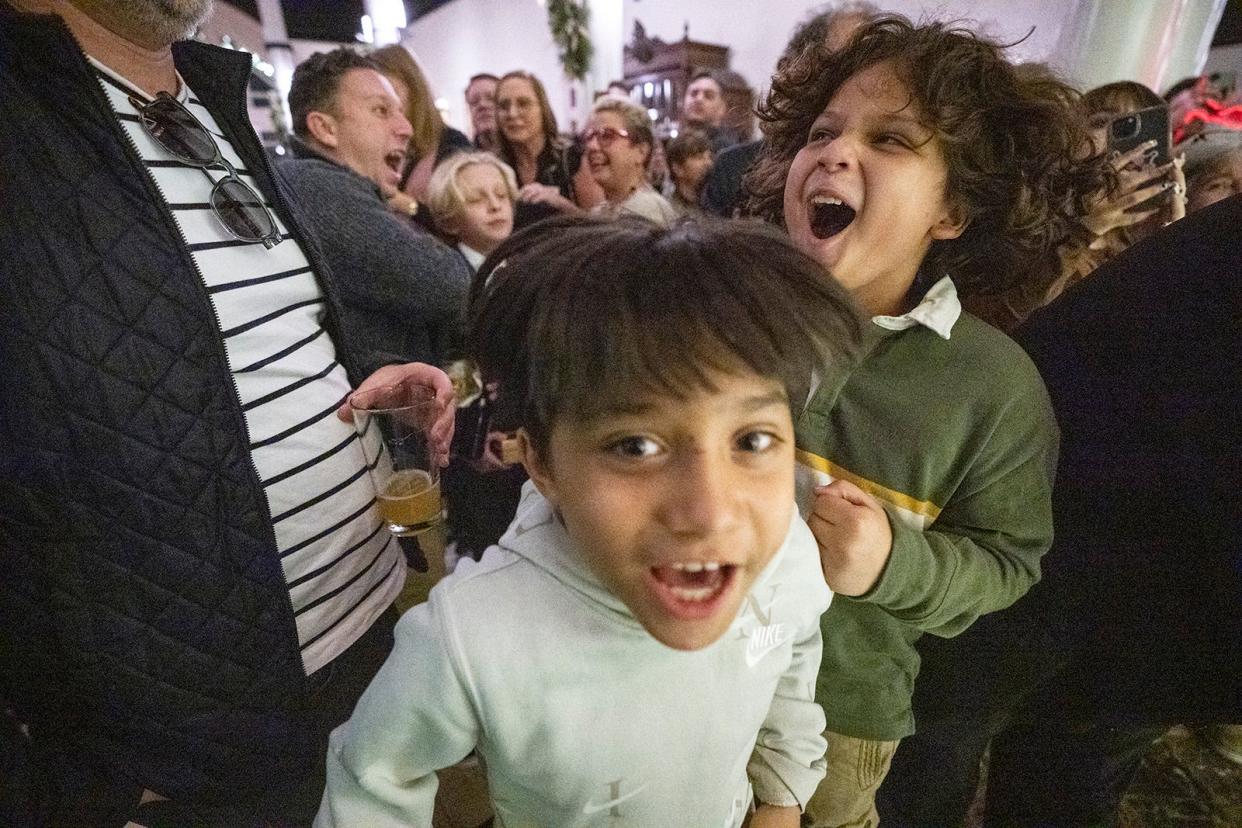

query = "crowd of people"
(1, 0), (1239, 827)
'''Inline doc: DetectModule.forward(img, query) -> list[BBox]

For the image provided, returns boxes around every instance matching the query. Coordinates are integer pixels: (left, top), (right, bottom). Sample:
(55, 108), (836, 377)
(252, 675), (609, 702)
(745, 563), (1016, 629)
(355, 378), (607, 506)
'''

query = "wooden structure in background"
(620, 21), (754, 139)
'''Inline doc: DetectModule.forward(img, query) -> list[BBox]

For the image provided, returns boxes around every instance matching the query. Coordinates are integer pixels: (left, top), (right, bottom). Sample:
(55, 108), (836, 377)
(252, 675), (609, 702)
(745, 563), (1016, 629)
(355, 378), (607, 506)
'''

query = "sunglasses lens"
(211, 178), (276, 241)
(143, 98), (217, 163)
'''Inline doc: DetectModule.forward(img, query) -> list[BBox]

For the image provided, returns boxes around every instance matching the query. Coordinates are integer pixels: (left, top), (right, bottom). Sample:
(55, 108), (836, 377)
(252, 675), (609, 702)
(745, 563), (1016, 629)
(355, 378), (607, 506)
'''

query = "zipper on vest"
(74, 42), (283, 577)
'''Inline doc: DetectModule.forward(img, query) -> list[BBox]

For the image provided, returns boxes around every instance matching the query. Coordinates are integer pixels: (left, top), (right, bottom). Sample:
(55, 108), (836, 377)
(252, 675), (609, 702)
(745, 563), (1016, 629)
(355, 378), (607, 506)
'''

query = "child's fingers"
(813, 478), (873, 509)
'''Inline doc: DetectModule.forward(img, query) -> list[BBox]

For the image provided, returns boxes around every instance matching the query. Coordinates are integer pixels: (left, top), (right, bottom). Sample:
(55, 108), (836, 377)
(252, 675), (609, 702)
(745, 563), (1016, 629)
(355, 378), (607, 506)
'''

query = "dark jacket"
(912, 195), (1242, 728)
(1012, 193), (1242, 722)
(700, 138), (763, 218)
(278, 142), (470, 373)
(0, 4), (364, 807)
(501, 138), (581, 230)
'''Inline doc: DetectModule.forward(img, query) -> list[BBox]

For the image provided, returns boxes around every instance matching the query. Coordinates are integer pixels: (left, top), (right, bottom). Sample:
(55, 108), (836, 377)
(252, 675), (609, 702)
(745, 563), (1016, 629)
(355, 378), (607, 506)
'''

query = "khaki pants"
(803, 731), (900, 828)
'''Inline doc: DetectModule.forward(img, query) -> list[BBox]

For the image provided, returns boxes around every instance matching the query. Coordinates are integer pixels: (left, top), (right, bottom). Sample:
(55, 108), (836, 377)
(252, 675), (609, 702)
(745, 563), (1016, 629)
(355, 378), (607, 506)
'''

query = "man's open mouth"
(809, 195), (857, 239)
(384, 151), (405, 174)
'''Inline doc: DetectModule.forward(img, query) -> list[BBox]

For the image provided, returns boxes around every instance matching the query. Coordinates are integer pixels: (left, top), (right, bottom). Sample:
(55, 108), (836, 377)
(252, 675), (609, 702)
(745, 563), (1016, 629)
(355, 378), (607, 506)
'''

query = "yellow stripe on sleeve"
(796, 448), (942, 522)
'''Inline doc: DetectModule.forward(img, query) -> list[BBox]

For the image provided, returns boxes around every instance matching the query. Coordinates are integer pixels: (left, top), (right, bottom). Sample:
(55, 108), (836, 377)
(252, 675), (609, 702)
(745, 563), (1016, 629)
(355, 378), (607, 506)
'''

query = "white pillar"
(255, 0), (294, 129)
(555, 0), (624, 133)
(587, 0), (624, 94)
(1054, 0), (1229, 94)
(364, 0), (409, 47)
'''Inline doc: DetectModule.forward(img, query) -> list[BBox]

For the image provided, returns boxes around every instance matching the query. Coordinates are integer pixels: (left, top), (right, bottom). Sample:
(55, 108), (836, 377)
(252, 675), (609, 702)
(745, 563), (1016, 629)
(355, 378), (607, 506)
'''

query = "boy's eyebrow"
(737, 390), (791, 412)
(818, 107), (928, 130)
(591, 389), (790, 420)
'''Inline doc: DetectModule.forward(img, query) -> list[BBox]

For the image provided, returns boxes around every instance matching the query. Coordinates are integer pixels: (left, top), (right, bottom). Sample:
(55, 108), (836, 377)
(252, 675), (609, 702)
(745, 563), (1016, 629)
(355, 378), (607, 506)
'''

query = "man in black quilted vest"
(0, 2), (453, 825)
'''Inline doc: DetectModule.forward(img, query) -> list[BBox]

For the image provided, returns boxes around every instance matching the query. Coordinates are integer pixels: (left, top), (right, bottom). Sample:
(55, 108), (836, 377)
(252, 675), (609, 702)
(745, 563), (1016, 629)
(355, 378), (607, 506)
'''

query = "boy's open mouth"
(809, 195), (856, 239)
(648, 562), (738, 619)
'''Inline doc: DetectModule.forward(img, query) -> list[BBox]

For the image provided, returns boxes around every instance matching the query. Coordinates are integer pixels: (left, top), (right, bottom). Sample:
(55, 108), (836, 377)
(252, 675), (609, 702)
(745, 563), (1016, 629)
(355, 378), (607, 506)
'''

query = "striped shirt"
(90, 58), (404, 676)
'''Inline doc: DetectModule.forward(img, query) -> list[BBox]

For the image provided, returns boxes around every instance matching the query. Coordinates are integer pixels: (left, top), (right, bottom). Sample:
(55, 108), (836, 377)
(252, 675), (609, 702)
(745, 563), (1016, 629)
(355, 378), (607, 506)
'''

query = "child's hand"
(745, 803), (800, 828)
(808, 479), (893, 597)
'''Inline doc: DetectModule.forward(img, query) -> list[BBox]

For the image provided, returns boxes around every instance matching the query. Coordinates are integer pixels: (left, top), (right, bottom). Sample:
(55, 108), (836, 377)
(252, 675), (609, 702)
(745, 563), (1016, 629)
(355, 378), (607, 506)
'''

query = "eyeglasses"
(581, 126), (632, 147)
(129, 92), (283, 249)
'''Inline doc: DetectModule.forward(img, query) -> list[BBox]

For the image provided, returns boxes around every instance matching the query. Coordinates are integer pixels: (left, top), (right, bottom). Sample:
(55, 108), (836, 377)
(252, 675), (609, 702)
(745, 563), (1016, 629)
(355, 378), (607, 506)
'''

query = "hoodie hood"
(495, 481), (796, 637)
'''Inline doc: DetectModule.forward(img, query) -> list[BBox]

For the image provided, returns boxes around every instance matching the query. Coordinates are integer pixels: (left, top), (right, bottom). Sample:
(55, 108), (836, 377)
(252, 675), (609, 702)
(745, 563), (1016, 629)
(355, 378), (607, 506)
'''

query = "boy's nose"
(660, 450), (738, 538)
(815, 136), (855, 171)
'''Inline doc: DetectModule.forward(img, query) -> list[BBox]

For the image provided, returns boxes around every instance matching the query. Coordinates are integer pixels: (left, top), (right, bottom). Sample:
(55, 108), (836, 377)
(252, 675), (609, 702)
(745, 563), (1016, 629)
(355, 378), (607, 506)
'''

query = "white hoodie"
(316, 485), (831, 827)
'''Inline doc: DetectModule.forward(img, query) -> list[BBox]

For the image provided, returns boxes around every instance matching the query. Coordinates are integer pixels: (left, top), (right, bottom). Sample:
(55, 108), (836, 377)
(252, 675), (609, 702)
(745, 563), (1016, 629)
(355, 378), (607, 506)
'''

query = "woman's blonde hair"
(426, 151), (519, 230)
(370, 44), (444, 162)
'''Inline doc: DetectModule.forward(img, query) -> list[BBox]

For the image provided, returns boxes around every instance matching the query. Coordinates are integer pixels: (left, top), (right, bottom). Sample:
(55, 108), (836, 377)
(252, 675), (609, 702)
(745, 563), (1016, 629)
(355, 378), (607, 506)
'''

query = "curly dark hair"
(288, 48), (379, 140)
(745, 16), (1108, 297)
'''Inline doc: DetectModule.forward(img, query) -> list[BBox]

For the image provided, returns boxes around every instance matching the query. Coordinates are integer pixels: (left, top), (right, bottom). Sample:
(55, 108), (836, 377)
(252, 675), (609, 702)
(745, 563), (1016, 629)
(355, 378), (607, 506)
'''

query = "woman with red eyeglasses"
(584, 97), (679, 227)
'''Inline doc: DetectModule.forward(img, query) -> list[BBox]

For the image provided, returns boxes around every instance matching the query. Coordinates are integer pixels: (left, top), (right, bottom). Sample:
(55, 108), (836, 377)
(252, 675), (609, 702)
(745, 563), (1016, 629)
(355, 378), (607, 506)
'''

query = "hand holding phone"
(1107, 104), (1171, 165)
(1083, 141), (1178, 242)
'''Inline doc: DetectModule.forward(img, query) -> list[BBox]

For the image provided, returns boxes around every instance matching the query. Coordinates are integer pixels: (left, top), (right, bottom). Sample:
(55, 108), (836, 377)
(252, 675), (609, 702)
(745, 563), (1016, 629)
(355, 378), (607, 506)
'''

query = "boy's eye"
(736, 431), (778, 453)
(808, 127), (836, 143)
(607, 436), (661, 459)
(876, 133), (911, 148)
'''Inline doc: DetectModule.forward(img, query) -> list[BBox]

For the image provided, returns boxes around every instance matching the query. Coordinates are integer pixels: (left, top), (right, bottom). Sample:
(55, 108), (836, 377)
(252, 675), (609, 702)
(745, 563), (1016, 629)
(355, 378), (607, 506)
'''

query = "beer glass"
(350, 382), (443, 538)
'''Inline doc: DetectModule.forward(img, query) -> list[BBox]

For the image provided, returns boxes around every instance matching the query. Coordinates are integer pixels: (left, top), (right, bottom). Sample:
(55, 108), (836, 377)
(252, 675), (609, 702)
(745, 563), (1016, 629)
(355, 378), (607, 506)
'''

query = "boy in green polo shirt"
(746, 16), (1107, 824)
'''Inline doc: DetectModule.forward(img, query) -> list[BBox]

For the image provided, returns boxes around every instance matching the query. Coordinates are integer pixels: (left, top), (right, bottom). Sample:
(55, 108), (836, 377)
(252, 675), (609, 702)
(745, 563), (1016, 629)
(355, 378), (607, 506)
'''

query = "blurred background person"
(665, 128), (714, 215)
(371, 44), (471, 213)
(426, 151), (516, 270)
(681, 69), (741, 153)
(584, 97), (677, 226)
(425, 151), (524, 568)
(1181, 124), (1242, 212)
(465, 72), (499, 152)
(495, 70), (594, 229)
(282, 48), (470, 374)
(965, 79), (1187, 332)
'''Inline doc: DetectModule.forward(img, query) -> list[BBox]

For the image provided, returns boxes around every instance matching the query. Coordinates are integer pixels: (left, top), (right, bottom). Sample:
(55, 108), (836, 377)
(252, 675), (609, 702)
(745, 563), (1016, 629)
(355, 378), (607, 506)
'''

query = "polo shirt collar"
(871, 276), (960, 340)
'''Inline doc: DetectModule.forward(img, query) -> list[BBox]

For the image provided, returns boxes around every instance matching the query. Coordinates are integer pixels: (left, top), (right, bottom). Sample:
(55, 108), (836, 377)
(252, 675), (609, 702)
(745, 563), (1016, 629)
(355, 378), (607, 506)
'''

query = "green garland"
(547, 0), (593, 81)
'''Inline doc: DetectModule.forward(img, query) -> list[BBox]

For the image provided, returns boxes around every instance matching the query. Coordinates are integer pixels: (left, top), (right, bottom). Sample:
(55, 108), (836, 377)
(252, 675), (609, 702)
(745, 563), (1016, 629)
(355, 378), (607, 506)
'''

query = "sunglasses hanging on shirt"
(129, 91), (283, 249)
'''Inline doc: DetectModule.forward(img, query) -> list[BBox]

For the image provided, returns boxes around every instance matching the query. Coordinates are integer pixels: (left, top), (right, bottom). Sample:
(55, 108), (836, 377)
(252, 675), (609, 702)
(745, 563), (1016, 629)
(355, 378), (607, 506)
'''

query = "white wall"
(621, 0), (1077, 100)
(405, 0), (1082, 136)
(1204, 42), (1242, 85)
(403, 0), (583, 135)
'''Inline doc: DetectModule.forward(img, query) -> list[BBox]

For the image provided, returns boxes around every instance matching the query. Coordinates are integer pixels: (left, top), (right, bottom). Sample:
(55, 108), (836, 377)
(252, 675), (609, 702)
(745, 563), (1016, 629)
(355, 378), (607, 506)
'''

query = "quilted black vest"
(0, 5), (363, 802)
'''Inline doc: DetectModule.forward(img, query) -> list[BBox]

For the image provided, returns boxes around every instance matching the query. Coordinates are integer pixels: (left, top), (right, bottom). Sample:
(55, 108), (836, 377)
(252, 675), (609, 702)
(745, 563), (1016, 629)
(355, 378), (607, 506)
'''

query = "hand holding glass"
(351, 383), (443, 537)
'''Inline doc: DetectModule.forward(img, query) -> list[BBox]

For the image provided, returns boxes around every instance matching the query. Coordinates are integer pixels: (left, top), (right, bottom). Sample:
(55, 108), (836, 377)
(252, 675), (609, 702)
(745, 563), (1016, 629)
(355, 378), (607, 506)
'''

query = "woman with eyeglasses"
(495, 70), (598, 229)
(583, 97), (678, 227)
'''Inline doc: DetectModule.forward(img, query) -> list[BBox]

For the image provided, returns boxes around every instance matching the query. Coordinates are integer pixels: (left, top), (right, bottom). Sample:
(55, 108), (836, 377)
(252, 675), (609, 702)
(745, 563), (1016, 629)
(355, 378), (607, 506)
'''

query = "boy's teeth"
(811, 195), (844, 206)
(671, 561), (722, 572)
(669, 585), (715, 602)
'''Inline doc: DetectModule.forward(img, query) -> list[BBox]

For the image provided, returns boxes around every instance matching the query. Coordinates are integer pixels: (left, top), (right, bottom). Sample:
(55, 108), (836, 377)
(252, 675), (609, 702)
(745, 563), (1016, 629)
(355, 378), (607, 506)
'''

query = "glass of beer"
(350, 382), (443, 538)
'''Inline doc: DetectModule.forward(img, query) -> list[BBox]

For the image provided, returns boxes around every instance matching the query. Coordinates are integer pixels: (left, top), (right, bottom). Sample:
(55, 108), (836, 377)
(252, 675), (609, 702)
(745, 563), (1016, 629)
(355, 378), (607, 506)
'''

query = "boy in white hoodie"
(315, 216), (863, 828)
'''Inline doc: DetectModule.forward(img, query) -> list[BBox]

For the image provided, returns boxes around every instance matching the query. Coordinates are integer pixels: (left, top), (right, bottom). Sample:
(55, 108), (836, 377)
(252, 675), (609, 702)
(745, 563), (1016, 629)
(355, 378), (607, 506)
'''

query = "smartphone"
(1107, 104), (1171, 165)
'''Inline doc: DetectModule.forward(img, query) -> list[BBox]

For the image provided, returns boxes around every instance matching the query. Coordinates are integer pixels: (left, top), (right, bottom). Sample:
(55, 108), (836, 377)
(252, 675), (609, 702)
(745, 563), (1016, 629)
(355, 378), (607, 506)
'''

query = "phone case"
(1108, 104), (1171, 165)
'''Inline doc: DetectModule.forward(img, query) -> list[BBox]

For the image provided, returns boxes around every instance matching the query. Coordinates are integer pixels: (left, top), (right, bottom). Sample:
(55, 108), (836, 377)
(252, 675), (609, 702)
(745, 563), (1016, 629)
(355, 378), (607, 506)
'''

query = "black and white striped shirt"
(91, 59), (403, 675)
